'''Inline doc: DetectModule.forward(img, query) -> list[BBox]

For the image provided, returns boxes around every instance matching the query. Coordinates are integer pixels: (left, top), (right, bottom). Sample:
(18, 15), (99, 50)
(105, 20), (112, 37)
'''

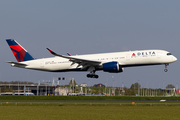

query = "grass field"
(0, 99), (180, 104)
(0, 96), (180, 119)
(0, 104), (180, 120)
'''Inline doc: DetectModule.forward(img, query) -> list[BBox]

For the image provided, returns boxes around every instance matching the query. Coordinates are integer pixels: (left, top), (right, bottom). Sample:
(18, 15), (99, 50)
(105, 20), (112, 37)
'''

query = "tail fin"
(6, 39), (35, 62)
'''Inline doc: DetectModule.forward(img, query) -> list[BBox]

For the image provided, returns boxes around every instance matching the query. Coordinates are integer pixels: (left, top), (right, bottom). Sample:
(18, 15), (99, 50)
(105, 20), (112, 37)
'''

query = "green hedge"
(0, 96), (180, 100)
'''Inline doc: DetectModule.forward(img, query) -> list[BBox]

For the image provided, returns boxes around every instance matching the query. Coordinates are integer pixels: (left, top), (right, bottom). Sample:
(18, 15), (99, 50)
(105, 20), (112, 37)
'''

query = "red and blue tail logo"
(6, 39), (35, 62)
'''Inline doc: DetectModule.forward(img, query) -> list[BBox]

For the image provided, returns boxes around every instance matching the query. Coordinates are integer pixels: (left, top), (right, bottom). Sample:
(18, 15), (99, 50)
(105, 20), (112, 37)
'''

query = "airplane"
(6, 39), (177, 78)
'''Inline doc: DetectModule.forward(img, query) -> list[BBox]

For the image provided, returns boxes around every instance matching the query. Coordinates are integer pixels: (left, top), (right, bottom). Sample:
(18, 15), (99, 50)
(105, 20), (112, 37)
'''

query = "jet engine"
(102, 62), (123, 73)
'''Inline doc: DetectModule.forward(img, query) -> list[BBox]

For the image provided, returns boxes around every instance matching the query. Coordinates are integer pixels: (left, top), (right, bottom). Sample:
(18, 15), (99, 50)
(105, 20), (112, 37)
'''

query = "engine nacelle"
(102, 62), (123, 73)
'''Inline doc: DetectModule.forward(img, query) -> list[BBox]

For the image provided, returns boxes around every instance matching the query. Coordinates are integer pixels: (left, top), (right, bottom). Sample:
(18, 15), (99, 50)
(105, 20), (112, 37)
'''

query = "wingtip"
(47, 48), (56, 55)
(46, 48), (52, 52)
(67, 53), (72, 56)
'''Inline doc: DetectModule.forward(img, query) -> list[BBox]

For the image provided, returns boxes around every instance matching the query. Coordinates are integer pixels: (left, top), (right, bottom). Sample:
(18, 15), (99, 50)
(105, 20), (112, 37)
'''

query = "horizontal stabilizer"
(6, 61), (27, 66)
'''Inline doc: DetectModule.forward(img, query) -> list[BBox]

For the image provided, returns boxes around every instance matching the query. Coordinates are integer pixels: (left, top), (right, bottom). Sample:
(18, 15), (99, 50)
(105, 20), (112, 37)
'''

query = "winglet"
(67, 53), (72, 56)
(46, 48), (56, 55)
(47, 48), (61, 57)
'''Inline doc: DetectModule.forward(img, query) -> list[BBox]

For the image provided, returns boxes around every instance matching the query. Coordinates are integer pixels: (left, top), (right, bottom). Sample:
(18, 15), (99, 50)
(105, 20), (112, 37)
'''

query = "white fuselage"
(12, 49), (177, 72)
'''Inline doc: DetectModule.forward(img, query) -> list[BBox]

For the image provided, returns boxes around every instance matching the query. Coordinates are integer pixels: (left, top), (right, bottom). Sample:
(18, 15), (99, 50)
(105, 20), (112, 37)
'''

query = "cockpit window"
(167, 53), (172, 55)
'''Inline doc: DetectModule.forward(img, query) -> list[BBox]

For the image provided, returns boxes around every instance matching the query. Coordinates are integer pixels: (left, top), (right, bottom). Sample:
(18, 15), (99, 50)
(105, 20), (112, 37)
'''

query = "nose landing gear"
(164, 64), (169, 72)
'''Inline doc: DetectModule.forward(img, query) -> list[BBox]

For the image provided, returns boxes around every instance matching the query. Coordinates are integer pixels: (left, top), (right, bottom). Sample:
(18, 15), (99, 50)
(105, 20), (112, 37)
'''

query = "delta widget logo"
(131, 51), (156, 57)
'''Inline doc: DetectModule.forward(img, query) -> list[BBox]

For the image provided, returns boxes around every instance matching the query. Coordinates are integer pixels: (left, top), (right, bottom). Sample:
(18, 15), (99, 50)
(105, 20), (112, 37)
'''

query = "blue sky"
(0, 1), (179, 88)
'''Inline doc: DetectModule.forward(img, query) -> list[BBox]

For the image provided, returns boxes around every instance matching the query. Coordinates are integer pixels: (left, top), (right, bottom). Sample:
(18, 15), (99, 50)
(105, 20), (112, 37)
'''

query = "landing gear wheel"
(95, 75), (99, 78)
(87, 70), (99, 78)
(164, 64), (169, 72)
(87, 74), (91, 78)
(93, 75), (99, 78)
(86, 74), (99, 78)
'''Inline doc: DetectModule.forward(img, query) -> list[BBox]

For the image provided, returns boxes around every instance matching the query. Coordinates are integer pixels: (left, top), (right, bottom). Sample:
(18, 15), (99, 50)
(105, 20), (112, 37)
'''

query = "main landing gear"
(87, 71), (99, 78)
(164, 64), (169, 72)
(87, 74), (99, 78)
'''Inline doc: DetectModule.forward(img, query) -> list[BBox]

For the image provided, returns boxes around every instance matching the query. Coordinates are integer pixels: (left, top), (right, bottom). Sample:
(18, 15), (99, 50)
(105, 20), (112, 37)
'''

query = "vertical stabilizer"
(6, 39), (35, 62)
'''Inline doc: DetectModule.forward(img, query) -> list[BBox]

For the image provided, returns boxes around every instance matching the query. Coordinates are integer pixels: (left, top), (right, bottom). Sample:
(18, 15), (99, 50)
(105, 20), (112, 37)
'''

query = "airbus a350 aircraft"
(6, 39), (177, 78)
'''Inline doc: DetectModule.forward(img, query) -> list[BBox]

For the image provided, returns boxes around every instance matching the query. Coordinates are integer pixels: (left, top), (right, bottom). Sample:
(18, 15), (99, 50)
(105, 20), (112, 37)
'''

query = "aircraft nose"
(172, 56), (177, 62)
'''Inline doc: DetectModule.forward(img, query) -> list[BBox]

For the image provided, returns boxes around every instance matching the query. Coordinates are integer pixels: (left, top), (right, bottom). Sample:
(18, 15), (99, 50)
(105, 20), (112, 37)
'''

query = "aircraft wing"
(47, 48), (101, 66)
(6, 61), (27, 67)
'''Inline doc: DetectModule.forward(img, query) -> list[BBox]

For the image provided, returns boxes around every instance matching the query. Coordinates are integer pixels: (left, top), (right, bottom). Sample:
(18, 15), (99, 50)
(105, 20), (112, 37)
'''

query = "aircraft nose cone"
(173, 56), (177, 62)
